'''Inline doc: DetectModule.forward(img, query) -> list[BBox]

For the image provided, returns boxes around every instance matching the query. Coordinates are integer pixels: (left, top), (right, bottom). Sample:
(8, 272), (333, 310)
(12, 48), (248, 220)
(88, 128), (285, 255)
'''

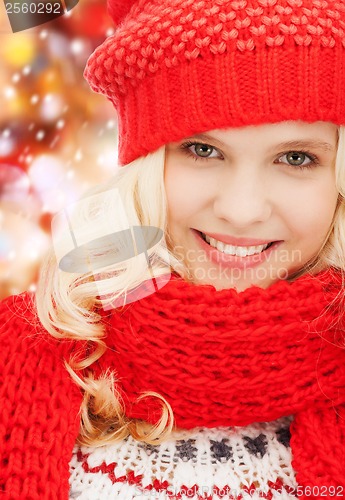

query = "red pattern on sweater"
(75, 448), (298, 499)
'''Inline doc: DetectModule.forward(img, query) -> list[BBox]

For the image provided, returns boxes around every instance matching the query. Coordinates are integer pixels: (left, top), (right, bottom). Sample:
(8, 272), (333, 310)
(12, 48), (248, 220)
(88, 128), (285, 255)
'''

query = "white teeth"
(236, 247), (247, 257)
(217, 241), (225, 252)
(201, 233), (271, 257)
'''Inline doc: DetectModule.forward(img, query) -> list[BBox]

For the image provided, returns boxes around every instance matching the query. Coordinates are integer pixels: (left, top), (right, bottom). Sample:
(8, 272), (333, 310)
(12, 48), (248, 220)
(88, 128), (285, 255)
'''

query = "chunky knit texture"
(1, 268), (345, 499)
(84, 0), (345, 164)
(70, 418), (298, 499)
(98, 268), (345, 496)
(0, 294), (82, 500)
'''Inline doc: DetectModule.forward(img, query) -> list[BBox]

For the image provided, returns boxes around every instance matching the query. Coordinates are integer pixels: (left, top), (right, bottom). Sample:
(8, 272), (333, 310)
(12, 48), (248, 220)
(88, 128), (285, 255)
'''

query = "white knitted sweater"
(69, 417), (297, 499)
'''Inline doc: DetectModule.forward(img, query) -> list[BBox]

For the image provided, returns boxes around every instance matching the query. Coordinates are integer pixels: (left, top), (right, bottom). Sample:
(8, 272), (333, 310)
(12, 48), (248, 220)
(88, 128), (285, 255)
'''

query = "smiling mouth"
(200, 232), (275, 257)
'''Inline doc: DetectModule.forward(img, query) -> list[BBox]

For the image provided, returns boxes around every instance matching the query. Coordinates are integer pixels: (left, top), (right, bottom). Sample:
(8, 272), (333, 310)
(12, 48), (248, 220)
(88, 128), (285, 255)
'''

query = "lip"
(192, 229), (282, 269)
(200, 231), (274, 247)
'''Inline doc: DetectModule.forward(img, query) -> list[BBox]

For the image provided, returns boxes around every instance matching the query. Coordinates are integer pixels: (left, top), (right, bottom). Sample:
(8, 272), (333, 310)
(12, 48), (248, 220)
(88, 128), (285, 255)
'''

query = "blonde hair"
(36, 126), (345, 447)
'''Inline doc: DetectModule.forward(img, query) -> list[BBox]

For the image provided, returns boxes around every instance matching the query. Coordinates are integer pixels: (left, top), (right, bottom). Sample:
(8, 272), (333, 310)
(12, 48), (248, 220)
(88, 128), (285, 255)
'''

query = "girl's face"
(164, 121), (339, 291)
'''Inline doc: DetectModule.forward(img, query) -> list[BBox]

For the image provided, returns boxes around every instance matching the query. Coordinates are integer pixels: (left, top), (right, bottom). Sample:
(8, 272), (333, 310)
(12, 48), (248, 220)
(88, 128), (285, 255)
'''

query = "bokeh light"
(0, 0), (119, 299)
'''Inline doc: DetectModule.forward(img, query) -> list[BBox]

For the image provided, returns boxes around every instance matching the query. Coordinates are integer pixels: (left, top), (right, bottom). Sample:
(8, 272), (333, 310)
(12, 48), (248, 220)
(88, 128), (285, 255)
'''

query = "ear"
(107, 0), (138, 25)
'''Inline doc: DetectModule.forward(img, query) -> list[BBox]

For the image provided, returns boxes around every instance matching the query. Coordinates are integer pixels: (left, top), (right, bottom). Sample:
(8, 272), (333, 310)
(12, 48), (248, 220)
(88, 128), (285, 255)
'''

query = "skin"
(164, 121), (339, 291)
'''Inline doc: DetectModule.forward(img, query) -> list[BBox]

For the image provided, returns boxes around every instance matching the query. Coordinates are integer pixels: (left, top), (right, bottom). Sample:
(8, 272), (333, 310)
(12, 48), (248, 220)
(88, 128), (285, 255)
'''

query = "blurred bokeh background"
(0, 0), (119, 299)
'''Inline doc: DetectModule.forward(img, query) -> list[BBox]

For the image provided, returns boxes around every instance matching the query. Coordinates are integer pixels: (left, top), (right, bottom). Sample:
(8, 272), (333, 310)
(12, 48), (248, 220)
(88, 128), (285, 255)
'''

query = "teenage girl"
(1, 0), (345, 498)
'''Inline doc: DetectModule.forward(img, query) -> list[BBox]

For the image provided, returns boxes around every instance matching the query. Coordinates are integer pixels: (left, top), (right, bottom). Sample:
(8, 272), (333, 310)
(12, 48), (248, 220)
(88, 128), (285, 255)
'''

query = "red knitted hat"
(84, 0), (345, 165)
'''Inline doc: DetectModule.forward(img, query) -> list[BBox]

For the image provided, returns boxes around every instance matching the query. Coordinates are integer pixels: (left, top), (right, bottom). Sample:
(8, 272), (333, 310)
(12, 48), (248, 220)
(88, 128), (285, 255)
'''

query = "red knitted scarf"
(99, 268), (345, 493)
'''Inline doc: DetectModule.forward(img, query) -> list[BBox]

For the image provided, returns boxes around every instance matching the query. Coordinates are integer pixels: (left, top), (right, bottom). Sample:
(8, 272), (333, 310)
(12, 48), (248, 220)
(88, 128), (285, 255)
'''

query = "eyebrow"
(272, 140), (335, 153)
(189, 134), (335, 153)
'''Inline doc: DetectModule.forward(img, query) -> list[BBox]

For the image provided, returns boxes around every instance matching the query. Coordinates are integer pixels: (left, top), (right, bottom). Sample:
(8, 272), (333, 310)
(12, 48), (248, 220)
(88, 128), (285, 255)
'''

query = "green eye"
(180, 140), (223, 161)
(194, 143), (215, 157)
(286, 151), (308, 166)
(278, 150), (319, 170)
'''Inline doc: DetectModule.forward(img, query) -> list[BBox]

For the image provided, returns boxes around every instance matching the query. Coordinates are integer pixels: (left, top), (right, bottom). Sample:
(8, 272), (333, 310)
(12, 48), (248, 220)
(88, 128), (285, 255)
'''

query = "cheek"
(165, 171), (192, 221)
(165, 165), (213, 221)
(281, 182), (338, 242)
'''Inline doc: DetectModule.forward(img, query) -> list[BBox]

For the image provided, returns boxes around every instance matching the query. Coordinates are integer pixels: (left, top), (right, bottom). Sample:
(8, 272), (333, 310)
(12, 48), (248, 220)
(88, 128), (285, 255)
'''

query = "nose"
(213, 167), (272, 228)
